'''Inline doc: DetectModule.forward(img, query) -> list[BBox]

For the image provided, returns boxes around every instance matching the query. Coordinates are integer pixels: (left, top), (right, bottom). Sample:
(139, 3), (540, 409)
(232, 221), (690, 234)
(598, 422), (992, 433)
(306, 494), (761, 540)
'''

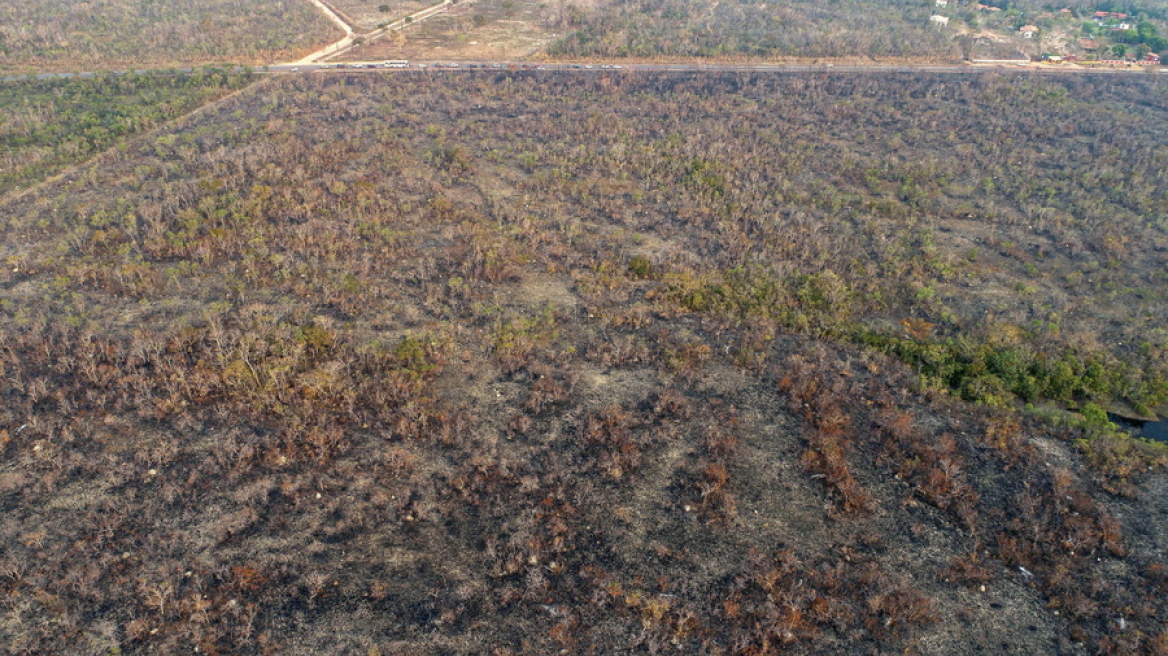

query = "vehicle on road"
(382, 60), (409, 68)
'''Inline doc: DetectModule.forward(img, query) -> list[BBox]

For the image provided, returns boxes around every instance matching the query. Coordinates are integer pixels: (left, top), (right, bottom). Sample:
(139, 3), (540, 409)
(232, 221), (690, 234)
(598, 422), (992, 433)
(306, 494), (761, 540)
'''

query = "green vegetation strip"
(0, 69), (254, 197)
(673, 264), (1167, 408)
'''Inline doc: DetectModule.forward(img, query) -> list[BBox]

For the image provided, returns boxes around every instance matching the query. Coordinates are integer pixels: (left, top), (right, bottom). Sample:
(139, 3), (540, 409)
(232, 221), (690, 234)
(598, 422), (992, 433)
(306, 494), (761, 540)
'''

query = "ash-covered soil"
(1, 71), (1167, 654)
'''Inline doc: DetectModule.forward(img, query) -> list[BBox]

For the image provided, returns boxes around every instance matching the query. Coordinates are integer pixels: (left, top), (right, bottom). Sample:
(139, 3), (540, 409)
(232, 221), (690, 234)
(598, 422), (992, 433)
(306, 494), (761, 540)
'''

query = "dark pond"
(1109, 413), (1168, 443)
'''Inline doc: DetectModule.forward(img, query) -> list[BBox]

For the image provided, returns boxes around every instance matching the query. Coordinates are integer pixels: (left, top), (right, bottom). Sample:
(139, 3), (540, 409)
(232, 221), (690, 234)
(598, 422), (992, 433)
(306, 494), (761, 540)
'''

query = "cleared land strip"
(306, 0), (354, 36)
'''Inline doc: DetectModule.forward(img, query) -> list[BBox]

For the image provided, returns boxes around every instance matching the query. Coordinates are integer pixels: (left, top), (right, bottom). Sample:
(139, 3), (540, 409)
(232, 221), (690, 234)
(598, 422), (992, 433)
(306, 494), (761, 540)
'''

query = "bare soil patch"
(339, 0), (562, 61)
(330, 0), (438, 31)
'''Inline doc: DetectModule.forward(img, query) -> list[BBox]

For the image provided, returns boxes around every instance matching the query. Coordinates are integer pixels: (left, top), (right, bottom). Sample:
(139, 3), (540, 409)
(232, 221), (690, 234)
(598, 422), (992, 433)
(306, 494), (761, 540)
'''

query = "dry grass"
(0, 0), (341, 74)
(339, 0), (563, 61)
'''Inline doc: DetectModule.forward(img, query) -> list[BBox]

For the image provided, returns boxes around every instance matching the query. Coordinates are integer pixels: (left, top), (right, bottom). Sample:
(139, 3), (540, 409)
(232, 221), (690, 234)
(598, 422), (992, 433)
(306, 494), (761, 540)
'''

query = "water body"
(1108, 413), (1168, 443)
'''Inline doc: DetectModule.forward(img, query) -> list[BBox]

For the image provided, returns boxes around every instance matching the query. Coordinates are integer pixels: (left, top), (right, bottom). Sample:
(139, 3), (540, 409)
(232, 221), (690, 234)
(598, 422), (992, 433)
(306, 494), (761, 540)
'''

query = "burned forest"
(2, 71), (1168, 654)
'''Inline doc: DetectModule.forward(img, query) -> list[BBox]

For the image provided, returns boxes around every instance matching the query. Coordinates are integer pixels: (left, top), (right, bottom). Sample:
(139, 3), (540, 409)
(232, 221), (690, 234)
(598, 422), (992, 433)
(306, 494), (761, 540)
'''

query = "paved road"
(5, 60), (1166, 83)
(3, 0), (1163, 84)
(3, 0), (1164, 84)
(265, 60), (1167, 75)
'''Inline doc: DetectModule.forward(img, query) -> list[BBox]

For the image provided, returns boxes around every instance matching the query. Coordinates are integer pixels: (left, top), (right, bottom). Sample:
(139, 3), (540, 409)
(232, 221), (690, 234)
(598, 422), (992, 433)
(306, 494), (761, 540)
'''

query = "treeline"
(1111, 20), (1168, 51)
(1008, 1), (1168, 19)
(0, 0), (338, 74)
(0, 70), (255, 197)
(548, 0), (962, 60)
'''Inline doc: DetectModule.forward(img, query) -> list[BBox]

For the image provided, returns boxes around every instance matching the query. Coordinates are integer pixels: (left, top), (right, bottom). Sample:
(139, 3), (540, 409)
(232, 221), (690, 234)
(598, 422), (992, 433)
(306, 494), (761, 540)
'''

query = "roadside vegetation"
(0, 69), (255, 198)
(545, 0), (1168, 62)
(0, 0), (339, 74)
(2, 71), (1167, 654)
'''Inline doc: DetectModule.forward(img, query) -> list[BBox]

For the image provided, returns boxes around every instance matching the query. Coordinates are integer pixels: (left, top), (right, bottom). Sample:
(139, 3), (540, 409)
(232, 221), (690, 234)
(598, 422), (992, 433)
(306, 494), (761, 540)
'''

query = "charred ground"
(1, 71), (1168, 654)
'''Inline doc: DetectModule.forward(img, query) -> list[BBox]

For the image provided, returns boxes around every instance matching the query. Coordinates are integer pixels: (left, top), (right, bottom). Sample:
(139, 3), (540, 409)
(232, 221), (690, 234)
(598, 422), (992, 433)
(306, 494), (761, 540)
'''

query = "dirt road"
(296, 0), (453, 64)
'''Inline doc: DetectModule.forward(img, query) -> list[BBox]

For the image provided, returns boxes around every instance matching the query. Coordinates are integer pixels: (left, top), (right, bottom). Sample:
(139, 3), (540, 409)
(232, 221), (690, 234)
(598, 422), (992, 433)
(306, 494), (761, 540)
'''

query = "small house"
(1079, 38), (1098, 50)
(930, 14), (950, 25)
(1019, 25), (1038, 38)
(935, 0), (948, 6)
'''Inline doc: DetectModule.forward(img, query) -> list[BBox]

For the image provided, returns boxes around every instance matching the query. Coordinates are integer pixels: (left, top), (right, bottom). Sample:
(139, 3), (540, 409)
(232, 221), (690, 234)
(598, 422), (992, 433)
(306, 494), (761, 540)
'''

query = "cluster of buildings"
(1093, 11), (1133, 30)
(927, 1), (1165, 66)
